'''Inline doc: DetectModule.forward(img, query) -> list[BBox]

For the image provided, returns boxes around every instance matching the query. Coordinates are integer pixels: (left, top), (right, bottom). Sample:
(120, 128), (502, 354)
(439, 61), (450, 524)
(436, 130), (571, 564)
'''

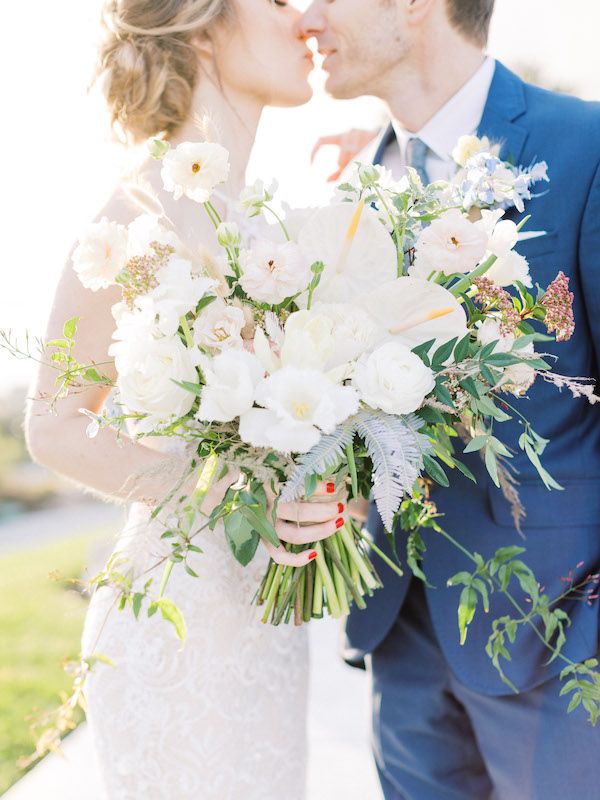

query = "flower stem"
(315, 542), (342, 618)
(262, 204), (291, 241)
(339, 523), (380, 590)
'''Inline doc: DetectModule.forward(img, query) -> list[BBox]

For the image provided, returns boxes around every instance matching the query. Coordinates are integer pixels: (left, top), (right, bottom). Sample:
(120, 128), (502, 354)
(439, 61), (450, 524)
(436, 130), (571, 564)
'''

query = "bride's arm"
(25, 196), (200, 508)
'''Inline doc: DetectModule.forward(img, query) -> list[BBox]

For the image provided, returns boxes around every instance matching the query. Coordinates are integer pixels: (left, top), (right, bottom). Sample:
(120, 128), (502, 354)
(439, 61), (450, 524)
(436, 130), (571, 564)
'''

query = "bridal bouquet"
(7, 134), (600, 722)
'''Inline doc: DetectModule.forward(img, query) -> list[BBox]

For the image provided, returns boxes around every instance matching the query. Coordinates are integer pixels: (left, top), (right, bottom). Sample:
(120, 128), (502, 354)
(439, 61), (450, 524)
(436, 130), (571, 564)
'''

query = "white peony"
(161, 142), (230, 203)
(280, 311), (336, 370)
(73, 217), (128, 291)
(410, 208), (488, 279)
(109, 317), (198, 423)
(238, 239), (311, 305)
(240, 368), (359, 454)
(353, 341), (435, 415)
(126, 214), (187, 260)
(197, 349), (264, 423)
(192, 300), (244, 351)
(311, 303), (384, 369)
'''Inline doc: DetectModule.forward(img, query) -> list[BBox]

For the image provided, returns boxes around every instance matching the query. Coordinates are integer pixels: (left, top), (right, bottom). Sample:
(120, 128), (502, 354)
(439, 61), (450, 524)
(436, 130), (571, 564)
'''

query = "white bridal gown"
(81, 472), (309, 800)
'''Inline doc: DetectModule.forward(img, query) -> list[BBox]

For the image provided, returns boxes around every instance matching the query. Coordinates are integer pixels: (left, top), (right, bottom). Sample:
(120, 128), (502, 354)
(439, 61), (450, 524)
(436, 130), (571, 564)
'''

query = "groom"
(299, 1), (600, 798)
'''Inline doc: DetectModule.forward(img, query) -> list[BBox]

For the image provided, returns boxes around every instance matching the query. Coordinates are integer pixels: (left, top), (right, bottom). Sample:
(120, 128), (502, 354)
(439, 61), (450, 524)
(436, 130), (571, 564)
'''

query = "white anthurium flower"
(409, 208), (488, 279)
(109, 320), (198, 423)
(280, 311), (336, 370)
(353, 341), (435, 415)
(126, 214), (187, 260)
(238, 239), (311, 305)
(197, 350), (264, 423)
(72, 217), (128, 291)
(145, 257), (215, 337)
(360, 278), (468, 351)
(192, 300), (244, 351)
(240, 368), (360, 454)
(161, 141), (230, 203)
(295, 202), (397, 306)
(253, 325), (281, 374)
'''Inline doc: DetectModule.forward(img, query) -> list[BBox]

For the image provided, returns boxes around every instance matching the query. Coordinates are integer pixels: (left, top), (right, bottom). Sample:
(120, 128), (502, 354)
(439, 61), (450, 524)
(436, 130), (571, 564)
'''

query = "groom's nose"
(296, 2), (326, 40)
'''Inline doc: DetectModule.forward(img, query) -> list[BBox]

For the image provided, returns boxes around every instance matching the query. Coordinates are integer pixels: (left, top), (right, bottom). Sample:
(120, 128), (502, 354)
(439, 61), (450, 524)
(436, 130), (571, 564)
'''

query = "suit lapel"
(477, 61), (529, 168)
(373, 124), (396, 166)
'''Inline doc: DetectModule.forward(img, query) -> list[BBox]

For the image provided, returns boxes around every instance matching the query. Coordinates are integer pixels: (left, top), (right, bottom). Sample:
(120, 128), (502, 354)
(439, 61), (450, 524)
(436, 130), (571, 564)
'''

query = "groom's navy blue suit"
(346, 62), (600, 799)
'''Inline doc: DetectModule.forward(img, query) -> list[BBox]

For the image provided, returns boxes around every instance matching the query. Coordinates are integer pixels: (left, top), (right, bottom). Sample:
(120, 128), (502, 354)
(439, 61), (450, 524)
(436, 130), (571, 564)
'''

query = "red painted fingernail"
(338, 502), (345, 514)
(336, 517), (344, 529)
(309, 551), (318, 561)
(326, 482), (335, 494)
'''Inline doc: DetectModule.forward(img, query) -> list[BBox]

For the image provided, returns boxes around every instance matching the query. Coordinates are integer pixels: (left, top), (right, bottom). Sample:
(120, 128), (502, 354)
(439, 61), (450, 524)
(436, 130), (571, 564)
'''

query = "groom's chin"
(323, 72), (359, 101)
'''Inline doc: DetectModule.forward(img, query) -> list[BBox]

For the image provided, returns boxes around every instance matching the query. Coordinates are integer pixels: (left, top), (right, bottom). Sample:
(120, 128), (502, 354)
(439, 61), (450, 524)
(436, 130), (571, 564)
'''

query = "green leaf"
(63, 317), (79, 340)
(46, 338), (70, 349)
(484, 446), (500, 487)
(84, 367), (103, 383)
(447, 571), (472, 587)
(567, 694), (582, 713)
(485, 352), (524, 367)
(464, 434), (488, 454)
(459, 376), (480, 398)
(458, 587), (478, 645)
(432, 337), (458, 368)
(173, 380), (204, 397)
(454, 334), (471, 363)
(148, 598), (187, 641)
(453, 458), (477, 482)
(423, 454), (449, 487)
(224, 510), (260, 566)
(434, 379), (455, 409)
(240, 505), (281, 548)
(195, 295), (218, 314)
(411, 338), (437, 366)
(185, 564), (199, 578)
(132, 592), (143, 619)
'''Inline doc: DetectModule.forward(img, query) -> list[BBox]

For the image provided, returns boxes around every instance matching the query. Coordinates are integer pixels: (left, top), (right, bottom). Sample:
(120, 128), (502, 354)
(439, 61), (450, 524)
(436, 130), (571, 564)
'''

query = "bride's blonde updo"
(96, 0), (232, 144)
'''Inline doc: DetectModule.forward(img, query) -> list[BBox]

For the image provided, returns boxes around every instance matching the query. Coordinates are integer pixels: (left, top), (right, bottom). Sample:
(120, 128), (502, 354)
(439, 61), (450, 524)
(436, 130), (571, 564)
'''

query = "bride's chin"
(274, 82), (314, 108)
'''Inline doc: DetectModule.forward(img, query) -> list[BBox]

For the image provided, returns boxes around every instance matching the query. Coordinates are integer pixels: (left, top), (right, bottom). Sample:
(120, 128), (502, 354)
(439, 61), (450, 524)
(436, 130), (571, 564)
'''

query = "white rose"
(240, 367), (359, 454)
(311, 303), (384, 369)
(145, 257), (215, 337)
(239, 239), (311, 305)
(353, 341), (435, 415)
(161, 142), (230, 203)
(197, 350), (264, 423)
(280, 311), (335, 370)
(410, 208), (488, 279)
(486, 250), (532, 288)
(192, 301), (244, 351)
(109, 321), (198, 423)
(72, 217), (128, 291)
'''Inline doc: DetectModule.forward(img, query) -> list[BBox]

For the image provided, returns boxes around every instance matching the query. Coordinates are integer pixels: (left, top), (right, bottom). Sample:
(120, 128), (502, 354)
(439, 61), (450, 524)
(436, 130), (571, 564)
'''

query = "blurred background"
(0, 1), (598, 797)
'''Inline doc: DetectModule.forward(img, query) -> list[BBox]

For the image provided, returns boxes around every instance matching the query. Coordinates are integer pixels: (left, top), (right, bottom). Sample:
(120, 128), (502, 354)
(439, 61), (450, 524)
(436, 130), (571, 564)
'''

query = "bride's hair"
(95, 0), (232, 144)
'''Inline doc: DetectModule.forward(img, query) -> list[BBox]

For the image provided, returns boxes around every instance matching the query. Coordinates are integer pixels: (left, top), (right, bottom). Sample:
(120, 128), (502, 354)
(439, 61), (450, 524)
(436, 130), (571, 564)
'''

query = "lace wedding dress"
(82, 475), (308, 800)
(81, 197), (308, 800)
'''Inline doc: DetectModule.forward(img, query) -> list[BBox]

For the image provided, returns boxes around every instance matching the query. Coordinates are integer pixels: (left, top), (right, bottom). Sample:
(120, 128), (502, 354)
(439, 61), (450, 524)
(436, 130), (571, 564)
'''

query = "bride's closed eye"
(270, 0), (289, 6)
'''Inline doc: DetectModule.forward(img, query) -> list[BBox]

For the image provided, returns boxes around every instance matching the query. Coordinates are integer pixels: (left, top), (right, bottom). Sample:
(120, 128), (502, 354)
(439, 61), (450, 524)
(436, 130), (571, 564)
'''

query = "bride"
(25, 1), (347, 798)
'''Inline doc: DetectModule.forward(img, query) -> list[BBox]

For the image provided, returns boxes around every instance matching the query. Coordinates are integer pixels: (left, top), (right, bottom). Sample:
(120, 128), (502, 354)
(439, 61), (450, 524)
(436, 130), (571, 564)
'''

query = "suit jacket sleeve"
(578, 158), (600, 370)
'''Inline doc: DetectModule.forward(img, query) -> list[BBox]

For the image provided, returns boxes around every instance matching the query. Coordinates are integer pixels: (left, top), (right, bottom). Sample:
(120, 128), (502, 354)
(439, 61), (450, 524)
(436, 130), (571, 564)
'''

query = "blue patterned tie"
(405, 137), (430, 185)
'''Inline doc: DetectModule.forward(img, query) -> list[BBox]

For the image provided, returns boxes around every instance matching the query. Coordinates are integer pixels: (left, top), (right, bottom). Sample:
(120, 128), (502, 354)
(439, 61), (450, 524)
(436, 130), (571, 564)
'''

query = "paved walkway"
(2, 503), (382, 800)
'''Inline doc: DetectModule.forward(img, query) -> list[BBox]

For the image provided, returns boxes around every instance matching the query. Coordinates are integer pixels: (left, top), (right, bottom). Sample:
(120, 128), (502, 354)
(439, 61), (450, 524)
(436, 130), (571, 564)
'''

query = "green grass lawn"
(0, 529), (108, 794)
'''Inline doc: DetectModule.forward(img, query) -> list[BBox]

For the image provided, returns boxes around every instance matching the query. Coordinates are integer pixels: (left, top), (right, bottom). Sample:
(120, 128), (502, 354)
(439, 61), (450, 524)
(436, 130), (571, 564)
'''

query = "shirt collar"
(392, 57), (496, 163)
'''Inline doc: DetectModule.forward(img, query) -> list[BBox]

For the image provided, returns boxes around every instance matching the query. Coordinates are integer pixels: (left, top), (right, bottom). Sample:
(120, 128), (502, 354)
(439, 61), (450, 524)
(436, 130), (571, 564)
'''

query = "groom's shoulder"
(521, 78), (600, 140)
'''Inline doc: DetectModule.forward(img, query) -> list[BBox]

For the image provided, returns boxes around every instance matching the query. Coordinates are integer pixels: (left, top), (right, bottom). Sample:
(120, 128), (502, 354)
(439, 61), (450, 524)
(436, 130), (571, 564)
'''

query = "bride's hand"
(263, 481), (348, 567)
(311, 128), (379, 182)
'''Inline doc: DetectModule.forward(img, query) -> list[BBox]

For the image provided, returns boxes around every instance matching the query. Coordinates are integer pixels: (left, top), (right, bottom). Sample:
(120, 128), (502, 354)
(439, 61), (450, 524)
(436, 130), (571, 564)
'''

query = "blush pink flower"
(238, 239), (310, 306)
(542, 271), (575, 342)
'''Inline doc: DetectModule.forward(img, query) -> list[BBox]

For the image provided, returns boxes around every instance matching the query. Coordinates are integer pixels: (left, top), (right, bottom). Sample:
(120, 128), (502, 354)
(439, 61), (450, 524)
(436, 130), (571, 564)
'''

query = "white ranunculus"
(242, 367), (359, 453)
(192, 301), (244, 351)
(280, 311), (336, 370)
(353, 341), (435, 415)
(126, 214), (187, 260)
(239, 239), (311, 305)
(146, 257), (215, 337)
(487, 250), (532, 288)
(238, 179), (278, 217)
(72, 217), (128, 291)
(410, 208), (488, 279)
(452, 135), (495, 167)
(477, 318), (515, 352)
(109, 320), (198, 423)
(197, 350), (264, 423)
(161, 142), (230, 203)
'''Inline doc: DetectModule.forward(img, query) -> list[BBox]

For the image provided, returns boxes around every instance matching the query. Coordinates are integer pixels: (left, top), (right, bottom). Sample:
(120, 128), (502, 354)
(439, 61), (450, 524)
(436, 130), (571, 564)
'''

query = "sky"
(1, 0), (599, 390)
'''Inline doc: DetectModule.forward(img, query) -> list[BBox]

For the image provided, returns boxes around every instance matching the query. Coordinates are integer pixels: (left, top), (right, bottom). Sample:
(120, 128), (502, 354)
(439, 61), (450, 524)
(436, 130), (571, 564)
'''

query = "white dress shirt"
(381, 57), (496, 182)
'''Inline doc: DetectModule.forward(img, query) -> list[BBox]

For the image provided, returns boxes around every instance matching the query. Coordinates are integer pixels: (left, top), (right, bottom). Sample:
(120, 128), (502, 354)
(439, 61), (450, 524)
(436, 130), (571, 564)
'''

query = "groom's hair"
(445, 0), (495, 46)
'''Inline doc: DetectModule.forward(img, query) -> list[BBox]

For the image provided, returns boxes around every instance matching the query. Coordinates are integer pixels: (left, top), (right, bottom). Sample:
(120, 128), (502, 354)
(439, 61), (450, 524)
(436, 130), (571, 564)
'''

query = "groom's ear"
(403, 0), (438, 25)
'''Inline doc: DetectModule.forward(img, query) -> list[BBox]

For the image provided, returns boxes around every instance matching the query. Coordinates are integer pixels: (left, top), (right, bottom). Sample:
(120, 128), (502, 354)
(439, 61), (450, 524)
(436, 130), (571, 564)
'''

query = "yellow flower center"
(191, 162), (202, 174)
(267, 259), (276, 273)
(450, 236), (460, 248)
(293, 402), (311, 420)
(104, 244), (112, 260)
(213, 326), (230, 342)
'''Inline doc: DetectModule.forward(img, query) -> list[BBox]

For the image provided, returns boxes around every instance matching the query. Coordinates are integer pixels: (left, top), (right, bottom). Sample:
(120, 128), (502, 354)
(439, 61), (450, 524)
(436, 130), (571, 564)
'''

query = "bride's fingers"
(262, 540), (318, 568)
(276, 514), (346, 546)
(277, 499), (345, 524)
(312, 480), (342, 498)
